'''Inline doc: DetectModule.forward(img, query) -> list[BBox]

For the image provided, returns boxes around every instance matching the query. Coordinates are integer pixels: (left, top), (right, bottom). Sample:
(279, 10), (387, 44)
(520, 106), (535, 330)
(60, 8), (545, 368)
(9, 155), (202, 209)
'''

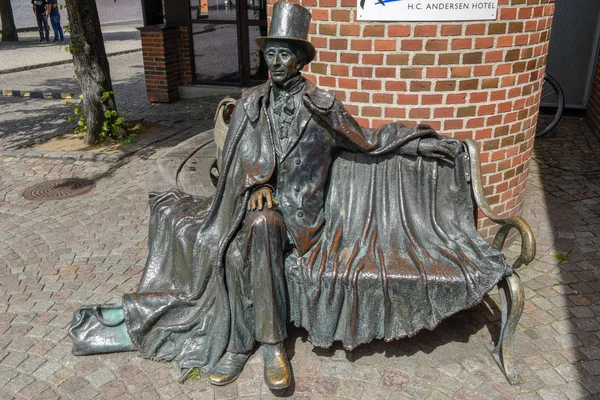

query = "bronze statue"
(69, 1), (534, 389)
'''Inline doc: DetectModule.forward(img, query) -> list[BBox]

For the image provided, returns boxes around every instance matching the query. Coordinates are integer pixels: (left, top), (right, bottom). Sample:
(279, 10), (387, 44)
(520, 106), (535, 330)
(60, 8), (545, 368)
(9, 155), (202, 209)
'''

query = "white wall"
(1, 0), (143, 30)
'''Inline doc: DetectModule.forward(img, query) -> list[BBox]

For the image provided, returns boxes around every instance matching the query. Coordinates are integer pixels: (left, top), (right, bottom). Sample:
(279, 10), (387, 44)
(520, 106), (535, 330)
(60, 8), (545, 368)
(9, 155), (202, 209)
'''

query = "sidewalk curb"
(0, 123), (189, 163)
(0, 47), (142, 75)
(1, 90), (80, 99)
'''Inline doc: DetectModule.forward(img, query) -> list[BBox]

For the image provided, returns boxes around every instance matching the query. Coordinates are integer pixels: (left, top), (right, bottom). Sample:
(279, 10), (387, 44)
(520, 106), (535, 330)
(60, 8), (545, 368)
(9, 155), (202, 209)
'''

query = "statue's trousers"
(225, 208), (290, 353)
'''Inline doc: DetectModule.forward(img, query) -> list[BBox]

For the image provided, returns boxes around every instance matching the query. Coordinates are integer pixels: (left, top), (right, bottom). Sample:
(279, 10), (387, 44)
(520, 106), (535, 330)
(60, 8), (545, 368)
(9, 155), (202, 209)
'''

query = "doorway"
(189, 0), (268, 86)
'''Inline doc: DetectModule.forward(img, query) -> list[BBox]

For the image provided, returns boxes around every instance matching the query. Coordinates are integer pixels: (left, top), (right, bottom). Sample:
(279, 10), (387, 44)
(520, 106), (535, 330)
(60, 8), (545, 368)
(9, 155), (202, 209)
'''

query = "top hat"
(256, 2), (316, 64)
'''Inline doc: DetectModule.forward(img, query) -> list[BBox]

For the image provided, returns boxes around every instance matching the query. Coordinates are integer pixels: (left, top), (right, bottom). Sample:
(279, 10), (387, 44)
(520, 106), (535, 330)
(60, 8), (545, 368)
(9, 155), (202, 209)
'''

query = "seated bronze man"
(70, 1), (524, 391)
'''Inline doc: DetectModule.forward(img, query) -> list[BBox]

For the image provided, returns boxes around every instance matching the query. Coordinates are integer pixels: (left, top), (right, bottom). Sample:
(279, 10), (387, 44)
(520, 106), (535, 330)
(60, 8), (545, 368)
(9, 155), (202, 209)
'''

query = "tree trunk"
(0, 0), (18, 41)
(65, 0), (116, 145)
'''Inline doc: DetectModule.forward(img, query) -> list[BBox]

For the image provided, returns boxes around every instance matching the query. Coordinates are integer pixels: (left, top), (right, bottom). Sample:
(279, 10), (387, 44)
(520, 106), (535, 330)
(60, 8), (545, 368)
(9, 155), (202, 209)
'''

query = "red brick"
(319, 24), (337, 36)
(352, 67), (373, 77)
(433, 107), (454, 118)
(441, 24), (462, 36)
(373, 93), (393, 103)
(426, 68), (448, 78)
(415, 25), (437, 37)
(421, 94), (443, 105)
(318, 76), (335, 87)
(386, 81), (407, 91)
(340, 24), (360, 36)
(311, 9), (329, 20)
(363, 25), (385, 37)
(397, 94), (419, 104)
(319, 51), (337, 62)
(330, 39), (348, 50)
(475, 37), (494, 49)
(410, 81), (432, 92)
(400, 68), (422, 79)
(331, 65), (348, 76)
(385, 108), (406, 118)
(351, 39), (372, 51)
(451, 38), (472, 50)
(340, 53), (359, 63)
(386, 54), (410, 65)
(338, 78), (358, 89)
(374, 40), (396, 51)
(401, 40), (423, 51)
(465, 23), (486, 35)
(350, 92), (370, 102)
(375, 67), (396, 78)
(447, 93), (467, 104)
(426, 39), (448, 51)
(451, 67), (472, 78)
(362, 80), (381, 90)
(409, 108), (431, 119)
(362, 106), (382, 117)
(388, 26), (411, 37)
(331, 10), (350, 20)
(362, 54), (384, 64)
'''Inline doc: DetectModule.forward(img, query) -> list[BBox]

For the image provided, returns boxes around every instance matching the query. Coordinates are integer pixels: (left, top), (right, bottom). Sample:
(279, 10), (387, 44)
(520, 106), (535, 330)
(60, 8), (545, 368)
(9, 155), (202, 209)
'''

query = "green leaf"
(116, 117), (124, 124)
(78, 120), (84, 127)
(104, 110), (112, 118)
(110, 110), (118, 117)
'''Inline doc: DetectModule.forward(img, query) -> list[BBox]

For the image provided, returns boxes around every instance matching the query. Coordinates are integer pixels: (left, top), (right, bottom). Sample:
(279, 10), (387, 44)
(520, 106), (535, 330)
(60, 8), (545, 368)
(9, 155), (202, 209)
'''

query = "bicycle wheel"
(535, 74), (565, 137)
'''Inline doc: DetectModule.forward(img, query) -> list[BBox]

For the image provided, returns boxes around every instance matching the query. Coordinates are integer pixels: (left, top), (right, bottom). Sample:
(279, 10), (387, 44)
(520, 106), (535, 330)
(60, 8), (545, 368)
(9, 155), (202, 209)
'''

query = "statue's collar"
(271, 74), (305, 96)
(242, 76), (334, 122)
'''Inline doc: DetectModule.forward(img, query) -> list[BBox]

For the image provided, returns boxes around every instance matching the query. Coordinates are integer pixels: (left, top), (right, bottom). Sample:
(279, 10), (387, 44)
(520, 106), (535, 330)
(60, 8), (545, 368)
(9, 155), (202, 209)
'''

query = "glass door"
(190, 0), (268, 86)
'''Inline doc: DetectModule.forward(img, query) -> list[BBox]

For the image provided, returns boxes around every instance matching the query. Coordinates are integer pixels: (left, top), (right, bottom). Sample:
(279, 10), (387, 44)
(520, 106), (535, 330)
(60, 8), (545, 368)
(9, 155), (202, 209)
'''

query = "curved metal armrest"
(463, 139), (536, 270)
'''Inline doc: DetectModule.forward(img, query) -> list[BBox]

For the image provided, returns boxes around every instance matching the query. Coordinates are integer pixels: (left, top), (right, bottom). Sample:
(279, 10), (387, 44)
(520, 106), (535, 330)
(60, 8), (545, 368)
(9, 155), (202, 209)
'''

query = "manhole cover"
(21, 178), (96, 201)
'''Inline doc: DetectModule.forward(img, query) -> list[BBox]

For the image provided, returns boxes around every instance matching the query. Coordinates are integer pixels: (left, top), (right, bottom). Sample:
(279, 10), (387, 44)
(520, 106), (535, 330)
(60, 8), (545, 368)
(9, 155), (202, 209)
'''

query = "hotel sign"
(357, 0), (498, 21)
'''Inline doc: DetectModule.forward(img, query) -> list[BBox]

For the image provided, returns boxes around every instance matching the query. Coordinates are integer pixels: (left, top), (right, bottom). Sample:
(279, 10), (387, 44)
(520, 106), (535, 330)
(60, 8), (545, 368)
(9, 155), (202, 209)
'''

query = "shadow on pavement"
(517, 114), (600, 397)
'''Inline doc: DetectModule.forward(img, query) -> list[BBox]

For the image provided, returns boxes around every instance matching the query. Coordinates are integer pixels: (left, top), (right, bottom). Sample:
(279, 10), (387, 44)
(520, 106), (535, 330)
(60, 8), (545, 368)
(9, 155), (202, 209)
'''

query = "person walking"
(47, 0), (64, 42)
(31, 0), (49, 42)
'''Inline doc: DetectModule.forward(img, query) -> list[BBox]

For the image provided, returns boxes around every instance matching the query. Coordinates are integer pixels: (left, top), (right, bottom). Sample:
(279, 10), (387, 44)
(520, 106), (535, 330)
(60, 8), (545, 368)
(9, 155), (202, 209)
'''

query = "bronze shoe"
(262, 342), (291, 389)
(208, 351), (250, 386)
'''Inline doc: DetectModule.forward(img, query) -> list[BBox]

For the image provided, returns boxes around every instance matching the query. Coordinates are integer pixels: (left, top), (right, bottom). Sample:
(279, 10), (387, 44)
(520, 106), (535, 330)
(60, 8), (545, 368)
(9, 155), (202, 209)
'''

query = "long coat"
(122, 78), (439, 371)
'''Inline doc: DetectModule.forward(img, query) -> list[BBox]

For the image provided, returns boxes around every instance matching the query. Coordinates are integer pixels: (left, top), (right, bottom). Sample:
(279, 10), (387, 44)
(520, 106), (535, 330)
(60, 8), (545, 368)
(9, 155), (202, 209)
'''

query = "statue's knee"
(245, 209), (283, 231)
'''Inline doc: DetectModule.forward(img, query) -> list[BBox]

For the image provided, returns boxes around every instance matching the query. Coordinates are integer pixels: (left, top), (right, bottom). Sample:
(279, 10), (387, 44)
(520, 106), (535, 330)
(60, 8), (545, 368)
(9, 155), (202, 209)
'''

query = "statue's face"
(264, 40), (300, 85)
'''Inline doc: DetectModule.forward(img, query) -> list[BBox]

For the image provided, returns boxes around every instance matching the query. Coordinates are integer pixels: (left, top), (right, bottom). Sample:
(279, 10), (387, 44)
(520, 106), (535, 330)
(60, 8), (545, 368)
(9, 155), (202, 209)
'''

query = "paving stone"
(31, 361), (61, 381)
(323, 359), (354, 379)
(87, 367), (116, 388)
(3, 373), (34, 393)
(334, 378), (364, 399)
(581, 359), (600, 375)
(538, 387), (569, 400)
(0, 367), (19, 387)
(17, 380), (50, 398)
(0, 353), (27, 369)
(559, 381), (590, 400)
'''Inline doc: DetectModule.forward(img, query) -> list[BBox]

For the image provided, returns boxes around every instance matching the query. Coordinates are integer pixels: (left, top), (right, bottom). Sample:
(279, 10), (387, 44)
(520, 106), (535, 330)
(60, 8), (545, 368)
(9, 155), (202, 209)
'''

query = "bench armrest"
(463, 139), (536, 270)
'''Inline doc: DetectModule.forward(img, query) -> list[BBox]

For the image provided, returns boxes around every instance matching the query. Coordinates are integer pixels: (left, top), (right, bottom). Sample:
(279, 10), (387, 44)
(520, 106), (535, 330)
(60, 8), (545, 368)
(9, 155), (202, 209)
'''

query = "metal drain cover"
(22, 178), (96, 201)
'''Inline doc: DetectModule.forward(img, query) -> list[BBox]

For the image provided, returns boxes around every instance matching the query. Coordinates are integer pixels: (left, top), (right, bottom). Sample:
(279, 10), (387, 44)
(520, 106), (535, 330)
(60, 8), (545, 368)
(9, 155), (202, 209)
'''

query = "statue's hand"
(417, 137), (461, 160)
(248, 186), (279, 211)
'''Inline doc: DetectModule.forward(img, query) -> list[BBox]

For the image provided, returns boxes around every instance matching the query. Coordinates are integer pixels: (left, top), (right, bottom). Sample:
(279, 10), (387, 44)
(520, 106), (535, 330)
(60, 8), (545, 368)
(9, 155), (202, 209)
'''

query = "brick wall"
(586, 54), (600, 135)
(140, 25), (193, 103)
(268, 0), (555, 238)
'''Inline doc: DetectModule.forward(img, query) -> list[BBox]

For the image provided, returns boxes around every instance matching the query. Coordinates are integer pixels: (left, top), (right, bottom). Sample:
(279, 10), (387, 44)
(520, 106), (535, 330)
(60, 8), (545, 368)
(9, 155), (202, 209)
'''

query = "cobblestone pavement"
(1, 49), (600, 398)
(0, 114), (597, 399)
(0, 52), (237, 150)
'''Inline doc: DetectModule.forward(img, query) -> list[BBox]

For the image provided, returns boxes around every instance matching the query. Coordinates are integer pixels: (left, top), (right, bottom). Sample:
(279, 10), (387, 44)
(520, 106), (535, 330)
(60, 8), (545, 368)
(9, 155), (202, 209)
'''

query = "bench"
(147, 103), (535, 385)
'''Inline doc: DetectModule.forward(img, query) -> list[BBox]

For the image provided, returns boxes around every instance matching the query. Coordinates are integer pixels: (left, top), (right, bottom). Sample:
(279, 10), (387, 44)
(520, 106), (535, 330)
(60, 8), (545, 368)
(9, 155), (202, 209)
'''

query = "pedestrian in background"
(47, 0), (64, 42)
(31, 0), (49, 42)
